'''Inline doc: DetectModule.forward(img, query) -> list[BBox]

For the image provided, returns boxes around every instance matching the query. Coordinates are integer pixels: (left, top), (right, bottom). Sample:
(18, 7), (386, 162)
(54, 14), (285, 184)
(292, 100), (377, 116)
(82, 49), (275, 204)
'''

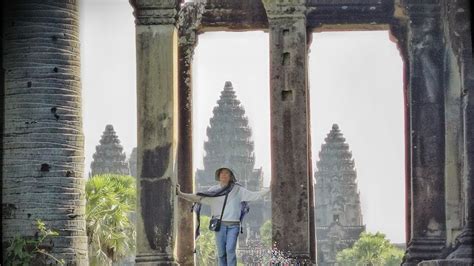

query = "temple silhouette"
(195, 81), (271, 250)
(314, 124), (365, 265)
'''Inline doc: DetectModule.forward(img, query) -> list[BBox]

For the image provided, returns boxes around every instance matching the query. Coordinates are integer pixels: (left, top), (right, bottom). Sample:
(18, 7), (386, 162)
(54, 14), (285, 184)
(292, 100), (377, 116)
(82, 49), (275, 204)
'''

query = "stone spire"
(196, 81), (259, 190)
(90, 124), (130, 177)
(315, 124), (365, 265)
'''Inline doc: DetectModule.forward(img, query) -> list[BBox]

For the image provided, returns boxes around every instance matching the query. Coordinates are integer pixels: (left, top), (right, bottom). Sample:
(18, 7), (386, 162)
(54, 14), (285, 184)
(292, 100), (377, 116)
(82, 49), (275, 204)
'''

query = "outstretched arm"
(176, 184), (203, 203)
(241, 187), (270, 202)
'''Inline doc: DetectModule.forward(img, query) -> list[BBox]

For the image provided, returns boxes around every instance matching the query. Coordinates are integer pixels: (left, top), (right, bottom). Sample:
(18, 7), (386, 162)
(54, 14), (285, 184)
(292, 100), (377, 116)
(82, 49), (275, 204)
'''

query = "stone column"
(306, 29), (317, 262)
(418, 3), (474, 264)
(403, 2), (447, 265)
(262, 1), (316, 263)
(443, 32), (464, 248)
(2, 1), (88, 264)
(446, 0), (474, 262)
(176, 3), (204, 265)
(130, 1), (180, 264)
(446, 73), (474, 263)
(389, 18), (411, 246)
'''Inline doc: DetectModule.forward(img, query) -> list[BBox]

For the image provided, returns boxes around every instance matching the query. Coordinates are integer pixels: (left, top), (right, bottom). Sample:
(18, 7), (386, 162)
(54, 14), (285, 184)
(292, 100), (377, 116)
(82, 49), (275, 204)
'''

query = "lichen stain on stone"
(297, 190), (305, 221)
(159, 113), (171, 129)
(3, 203), (17, 219)
(426, 217), (442, 237)
(141, 143), (171, 178)
(141, 179), (173, 251)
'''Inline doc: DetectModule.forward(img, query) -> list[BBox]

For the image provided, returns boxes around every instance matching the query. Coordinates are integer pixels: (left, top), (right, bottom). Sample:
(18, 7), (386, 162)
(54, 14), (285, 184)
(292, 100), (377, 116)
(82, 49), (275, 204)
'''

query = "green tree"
(86, 174), (136, 266)
(260, 220), (272, 248)
(336, 232), (404, 266)
(196, 216), (217, 265)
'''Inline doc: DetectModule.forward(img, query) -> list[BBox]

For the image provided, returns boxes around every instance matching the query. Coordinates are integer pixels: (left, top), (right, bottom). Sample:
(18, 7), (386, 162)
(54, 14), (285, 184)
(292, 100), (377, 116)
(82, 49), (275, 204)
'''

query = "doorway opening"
(192, 31), (272, 264)
(309, 30), (406, 265)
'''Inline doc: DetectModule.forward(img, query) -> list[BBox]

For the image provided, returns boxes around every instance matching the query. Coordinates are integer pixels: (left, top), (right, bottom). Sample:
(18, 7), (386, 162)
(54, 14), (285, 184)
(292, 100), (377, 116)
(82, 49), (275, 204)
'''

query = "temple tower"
(90, 124), (130, 177)
(196, 81), (262, 192)
(315, 124), (365, 265)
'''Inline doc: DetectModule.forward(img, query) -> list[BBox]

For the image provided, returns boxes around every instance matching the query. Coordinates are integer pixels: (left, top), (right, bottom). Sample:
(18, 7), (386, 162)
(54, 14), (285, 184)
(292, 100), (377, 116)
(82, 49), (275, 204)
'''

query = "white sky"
(80, 0), (405, 243)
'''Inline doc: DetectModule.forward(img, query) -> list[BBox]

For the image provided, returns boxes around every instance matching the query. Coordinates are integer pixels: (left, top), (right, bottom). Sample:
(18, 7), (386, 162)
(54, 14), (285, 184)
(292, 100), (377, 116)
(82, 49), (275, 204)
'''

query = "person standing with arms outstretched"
(176, 167), (269, 266)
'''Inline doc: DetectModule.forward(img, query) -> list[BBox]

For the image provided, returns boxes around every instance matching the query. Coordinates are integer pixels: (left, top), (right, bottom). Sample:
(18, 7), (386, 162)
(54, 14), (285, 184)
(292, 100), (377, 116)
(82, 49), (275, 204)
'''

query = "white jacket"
(178, 184), (269, 222)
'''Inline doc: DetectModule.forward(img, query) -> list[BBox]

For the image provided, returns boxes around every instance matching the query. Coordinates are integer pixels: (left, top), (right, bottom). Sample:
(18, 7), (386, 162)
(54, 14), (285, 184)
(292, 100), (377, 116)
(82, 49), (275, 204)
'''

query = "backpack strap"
(239, 201), (250, 234)
(191, 202), (202, 253)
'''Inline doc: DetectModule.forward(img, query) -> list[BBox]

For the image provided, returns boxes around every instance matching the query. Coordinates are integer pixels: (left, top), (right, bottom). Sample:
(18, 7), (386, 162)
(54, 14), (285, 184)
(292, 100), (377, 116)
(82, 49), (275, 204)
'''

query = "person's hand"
(175, 184), (181, 196)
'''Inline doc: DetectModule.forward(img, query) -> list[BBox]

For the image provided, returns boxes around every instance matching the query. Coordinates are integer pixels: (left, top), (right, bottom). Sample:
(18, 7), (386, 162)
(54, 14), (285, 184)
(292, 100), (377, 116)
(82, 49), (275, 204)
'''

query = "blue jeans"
(215, 223), (240, 266)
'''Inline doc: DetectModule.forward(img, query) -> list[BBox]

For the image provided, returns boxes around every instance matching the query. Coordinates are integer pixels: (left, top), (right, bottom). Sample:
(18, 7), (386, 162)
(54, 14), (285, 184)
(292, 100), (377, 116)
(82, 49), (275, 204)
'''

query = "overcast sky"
(80, 0), (405, 243)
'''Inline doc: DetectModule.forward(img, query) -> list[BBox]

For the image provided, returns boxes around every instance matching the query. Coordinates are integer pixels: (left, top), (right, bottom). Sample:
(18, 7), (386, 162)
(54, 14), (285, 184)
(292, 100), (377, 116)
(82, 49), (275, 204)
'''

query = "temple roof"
(314, 124), (363, 227)
(197, 81), (258, 188)
(205, 81), (255, 159)
(316, 124), (356, 178)
(90, 124), (129, 177)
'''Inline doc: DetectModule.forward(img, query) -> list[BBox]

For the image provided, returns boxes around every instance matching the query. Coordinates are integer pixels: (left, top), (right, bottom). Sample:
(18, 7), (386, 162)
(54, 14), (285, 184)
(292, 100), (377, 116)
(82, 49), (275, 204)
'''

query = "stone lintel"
(199, 0), (396, 31)
(307, 0), (394, 26)
(201, 0), (268, 31)
(403, 0), (441, 19)
(262, 0), (306, 20)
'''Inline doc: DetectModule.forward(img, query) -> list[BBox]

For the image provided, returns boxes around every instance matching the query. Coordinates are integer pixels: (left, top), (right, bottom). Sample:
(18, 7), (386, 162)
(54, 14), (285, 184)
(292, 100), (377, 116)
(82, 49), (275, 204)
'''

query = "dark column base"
(403, 238), (445, 266)
(417, 259), (473, 266)
(279, 254), (314, 265)
(446, 224), (474, 260)
(136, 253), (178, 266)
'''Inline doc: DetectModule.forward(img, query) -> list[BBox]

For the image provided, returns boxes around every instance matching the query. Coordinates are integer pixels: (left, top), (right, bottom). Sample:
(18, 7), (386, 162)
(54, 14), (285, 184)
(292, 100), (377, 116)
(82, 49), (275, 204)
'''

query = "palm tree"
(260, 220), (272, 248)
(86, 174), (136, 266)
(196, 216), (217, 265)
(2, 0), (87, 264)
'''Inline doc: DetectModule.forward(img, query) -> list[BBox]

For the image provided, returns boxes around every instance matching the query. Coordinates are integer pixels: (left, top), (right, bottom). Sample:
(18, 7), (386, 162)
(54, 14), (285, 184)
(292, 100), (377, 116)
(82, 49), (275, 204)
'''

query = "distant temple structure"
(195, 81), (270, 251)
(90, 124), (130, 177)
(315, 124), (365, 265)
(129, 147), (137, 178)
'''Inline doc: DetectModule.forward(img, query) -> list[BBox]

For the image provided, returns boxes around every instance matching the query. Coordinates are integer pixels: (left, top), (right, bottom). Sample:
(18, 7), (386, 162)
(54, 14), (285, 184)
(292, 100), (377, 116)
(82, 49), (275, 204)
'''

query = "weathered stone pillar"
(403, 2), (447, 265)
(443, 25), (464, 250)
(445, 0), (474, 262)
(390, 16), (411, 246)
(389, 18), (411, 247)
(306, 28), (317, 262)
(446, 78), (474, 263)
(176, 3), (204, 265)
(262, 0), (316, 263)
(130, 1), (180, 264)
(2, 0), (88, 264)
